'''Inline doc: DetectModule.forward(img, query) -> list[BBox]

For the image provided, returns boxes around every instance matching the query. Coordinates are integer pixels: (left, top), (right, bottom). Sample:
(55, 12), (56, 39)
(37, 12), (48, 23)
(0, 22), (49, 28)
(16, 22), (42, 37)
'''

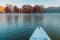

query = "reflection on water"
(0, 14), (60, 40)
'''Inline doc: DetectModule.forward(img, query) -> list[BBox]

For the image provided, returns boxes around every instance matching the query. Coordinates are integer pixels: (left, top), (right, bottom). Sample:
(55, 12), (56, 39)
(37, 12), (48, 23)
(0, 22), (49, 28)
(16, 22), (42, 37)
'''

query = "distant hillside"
(45, 7), (60, 13)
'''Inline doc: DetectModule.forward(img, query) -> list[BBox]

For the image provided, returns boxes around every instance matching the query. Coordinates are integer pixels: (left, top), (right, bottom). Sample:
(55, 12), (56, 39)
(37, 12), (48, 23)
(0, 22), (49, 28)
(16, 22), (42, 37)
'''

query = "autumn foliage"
(33, 5), (44, 13)
(13, 5), (19, 13)
(0, 6), (5, 13)
(22, 5), (33, 13)
(0, 4), (44, 13)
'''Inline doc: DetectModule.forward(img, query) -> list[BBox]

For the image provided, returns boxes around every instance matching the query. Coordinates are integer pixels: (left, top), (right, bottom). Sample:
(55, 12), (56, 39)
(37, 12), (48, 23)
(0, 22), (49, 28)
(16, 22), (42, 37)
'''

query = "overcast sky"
(0, 0), (60, 7)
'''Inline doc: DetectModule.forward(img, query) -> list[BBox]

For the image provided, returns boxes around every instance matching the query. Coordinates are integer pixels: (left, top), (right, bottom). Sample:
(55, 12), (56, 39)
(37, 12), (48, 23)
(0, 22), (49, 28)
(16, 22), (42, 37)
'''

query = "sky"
(0, 0), (60, 7)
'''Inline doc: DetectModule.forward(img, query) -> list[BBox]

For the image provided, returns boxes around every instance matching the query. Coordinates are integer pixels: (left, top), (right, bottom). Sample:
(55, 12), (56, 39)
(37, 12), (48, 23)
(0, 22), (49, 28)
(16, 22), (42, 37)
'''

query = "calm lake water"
(0, 13), (60, 40)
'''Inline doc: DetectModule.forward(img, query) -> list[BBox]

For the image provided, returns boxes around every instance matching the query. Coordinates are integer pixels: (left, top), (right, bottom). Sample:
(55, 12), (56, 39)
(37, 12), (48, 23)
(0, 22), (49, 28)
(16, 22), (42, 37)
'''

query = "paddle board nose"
(38, 26), (40, 29)
(29, 26), (51, 40)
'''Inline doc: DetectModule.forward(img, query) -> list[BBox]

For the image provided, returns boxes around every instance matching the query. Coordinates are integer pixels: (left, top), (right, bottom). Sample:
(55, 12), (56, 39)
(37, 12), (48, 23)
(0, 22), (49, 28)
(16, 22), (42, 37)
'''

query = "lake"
(0, 13), (60, 40)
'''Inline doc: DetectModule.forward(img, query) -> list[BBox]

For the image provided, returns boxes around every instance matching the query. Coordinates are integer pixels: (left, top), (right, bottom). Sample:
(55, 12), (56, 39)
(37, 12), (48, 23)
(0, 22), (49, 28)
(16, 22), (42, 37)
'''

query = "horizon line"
(0, 4), (60, 8)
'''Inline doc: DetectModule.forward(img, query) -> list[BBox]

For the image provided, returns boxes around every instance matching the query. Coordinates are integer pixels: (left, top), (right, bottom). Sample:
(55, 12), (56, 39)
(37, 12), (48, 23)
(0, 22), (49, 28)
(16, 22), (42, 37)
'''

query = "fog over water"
(0, 13), (60, 40)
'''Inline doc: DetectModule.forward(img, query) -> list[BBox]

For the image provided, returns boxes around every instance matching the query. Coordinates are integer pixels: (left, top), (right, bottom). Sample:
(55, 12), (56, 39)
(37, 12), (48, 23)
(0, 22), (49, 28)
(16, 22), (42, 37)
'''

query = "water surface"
(0, 13), (60, 40)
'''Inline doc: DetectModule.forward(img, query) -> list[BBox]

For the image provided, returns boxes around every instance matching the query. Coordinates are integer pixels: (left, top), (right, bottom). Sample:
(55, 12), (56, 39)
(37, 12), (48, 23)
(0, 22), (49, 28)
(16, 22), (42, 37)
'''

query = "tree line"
(0, 4), (44, 13)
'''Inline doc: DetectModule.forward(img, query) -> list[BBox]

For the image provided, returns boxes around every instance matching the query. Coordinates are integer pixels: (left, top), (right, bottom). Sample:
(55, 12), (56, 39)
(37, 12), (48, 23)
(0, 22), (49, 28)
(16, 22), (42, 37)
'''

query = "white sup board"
(29, 26), (51, 40)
